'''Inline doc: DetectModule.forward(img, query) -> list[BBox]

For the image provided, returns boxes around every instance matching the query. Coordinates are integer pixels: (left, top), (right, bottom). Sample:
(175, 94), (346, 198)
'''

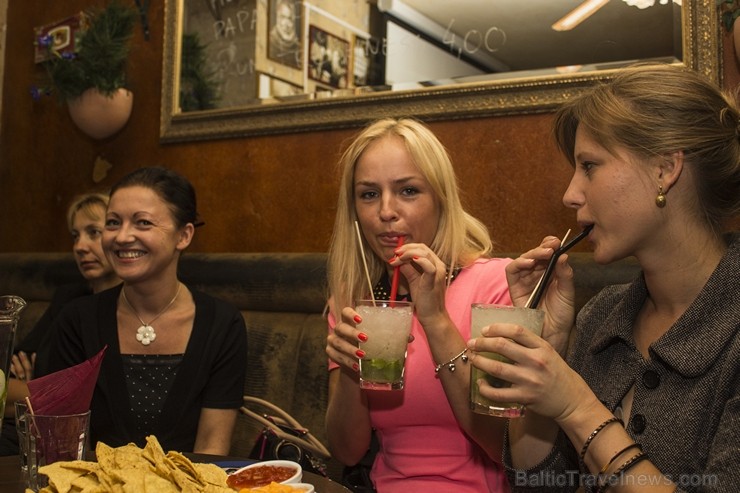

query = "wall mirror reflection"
(160, 0), (719, 142)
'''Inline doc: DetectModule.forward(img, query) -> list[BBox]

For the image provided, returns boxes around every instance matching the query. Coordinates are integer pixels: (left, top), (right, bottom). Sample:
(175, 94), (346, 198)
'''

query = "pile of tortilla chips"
(26, 436), (234, 493)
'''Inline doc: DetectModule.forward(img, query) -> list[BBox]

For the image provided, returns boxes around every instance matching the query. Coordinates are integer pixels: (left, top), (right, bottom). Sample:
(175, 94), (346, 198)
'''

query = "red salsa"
(227, 465), (296, 489)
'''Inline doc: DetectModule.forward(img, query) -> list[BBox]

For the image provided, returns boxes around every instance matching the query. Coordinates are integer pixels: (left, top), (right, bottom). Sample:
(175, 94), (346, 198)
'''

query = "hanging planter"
(30, 1), (137, 138)
(67, 88), (133, 139)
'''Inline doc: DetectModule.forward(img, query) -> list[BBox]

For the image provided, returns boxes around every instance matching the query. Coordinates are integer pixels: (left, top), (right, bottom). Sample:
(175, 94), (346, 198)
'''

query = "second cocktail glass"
(469, 303), (544, 417)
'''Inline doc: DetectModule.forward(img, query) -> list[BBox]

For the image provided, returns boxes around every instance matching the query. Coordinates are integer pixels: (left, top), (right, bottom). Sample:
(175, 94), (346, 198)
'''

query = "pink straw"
(389, 236), (404, 304)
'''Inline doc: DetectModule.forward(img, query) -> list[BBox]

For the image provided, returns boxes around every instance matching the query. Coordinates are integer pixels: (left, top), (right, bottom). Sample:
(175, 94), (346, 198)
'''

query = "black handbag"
(340, 429), (378, 493)
(240, 396), (330, 477)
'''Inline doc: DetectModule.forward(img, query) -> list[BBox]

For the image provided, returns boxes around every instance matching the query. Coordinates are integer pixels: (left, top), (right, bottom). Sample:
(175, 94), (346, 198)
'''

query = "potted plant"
(718, 0), (740, 64)
(32, 0), (138, 139)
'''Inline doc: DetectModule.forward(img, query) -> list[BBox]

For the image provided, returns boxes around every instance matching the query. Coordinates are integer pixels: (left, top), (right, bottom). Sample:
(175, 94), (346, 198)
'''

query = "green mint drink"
(356, 300), (413, 391)
(469, 304), (544, 417)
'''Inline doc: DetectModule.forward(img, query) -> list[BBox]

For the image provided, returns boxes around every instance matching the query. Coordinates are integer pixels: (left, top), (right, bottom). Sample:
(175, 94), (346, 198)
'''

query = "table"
(0, 454), (350, 492)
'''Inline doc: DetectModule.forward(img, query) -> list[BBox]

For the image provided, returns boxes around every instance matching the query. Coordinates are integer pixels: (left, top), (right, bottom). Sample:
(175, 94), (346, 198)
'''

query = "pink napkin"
(27, 345), (107, 415)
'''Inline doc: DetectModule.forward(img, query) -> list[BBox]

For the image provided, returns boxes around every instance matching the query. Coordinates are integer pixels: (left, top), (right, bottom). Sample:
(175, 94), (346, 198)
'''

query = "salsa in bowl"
(227, 460), (302, 489)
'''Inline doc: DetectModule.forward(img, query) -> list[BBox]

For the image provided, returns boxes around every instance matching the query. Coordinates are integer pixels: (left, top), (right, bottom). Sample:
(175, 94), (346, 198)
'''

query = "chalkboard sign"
(183, 0), (257, 110)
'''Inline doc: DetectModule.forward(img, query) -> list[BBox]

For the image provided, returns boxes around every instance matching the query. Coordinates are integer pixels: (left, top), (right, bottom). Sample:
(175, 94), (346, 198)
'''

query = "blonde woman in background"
(1, 193), (120, 454)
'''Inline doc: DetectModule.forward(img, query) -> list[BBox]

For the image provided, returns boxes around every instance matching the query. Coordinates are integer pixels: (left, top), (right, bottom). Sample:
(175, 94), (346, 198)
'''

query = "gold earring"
(655, 185), (666, 208)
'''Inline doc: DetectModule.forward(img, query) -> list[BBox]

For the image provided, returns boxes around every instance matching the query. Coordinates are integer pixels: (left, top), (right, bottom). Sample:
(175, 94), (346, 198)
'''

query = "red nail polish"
(352, 363), (359, 372)
(354, 315), (362, 324)
(356, 349), (365, 358)
(358, 332), (368, 342)
(412, 255), (420, 260)
(387, 256), (396, 263)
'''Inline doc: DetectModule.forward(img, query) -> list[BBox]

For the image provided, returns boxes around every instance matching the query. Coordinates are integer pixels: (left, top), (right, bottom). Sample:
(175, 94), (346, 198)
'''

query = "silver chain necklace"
(120, 284), (181, 346)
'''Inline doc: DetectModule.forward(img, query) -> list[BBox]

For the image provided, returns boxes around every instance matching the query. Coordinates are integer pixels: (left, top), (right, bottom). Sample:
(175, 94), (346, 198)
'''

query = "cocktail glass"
(469, 303), (544, 417)
(356, 299), (413, 391)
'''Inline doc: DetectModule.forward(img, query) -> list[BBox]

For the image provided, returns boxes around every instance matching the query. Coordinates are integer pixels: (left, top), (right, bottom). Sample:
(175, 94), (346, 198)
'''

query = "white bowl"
(228, 460), (303, 487)
(291, 484), (315, 492)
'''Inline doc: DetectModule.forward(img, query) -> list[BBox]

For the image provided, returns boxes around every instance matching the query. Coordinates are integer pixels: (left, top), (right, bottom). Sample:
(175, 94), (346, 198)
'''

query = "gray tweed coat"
(504, 234), (739, 493)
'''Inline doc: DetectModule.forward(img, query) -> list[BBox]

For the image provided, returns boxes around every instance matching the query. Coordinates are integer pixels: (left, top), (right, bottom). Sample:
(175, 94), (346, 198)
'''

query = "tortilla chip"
(193, 463), (228, 486)
(38, 461), (84, 493)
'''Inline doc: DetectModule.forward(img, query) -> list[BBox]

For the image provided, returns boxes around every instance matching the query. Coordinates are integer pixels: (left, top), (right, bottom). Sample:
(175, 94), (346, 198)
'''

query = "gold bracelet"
(434, 349), (468, 373)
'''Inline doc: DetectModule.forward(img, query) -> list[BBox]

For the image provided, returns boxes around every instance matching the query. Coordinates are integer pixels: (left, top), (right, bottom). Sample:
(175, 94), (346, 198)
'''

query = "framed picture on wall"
(352, 34), (385, 88)
(352, 36), (370, 87)
(258, 73), (303, 100)
(308, 25), (349, 89)
(268, 0), (302, 69)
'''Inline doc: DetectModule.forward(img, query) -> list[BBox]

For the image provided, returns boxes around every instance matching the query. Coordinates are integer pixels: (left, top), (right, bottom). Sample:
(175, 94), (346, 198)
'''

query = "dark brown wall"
(1, 1), (737, 254)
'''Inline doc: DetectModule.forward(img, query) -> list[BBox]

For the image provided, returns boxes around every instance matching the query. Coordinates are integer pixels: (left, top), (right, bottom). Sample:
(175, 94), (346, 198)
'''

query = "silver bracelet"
(434, 348), (468, 373)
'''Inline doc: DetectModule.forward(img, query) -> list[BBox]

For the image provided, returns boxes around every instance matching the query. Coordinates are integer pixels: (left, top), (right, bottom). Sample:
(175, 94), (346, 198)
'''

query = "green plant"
(32, 1), (137, 102)
(718, 0), (740, 32)
(179, 33), (220, 112)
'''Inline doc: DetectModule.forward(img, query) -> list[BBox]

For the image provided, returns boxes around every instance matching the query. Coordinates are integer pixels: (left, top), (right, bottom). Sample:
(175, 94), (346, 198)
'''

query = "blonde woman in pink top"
(326, 118), (512, 492)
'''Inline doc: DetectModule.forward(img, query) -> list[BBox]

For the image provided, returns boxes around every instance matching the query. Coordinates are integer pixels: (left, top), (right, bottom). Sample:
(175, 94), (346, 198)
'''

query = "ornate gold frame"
(160, 0), (721, 143)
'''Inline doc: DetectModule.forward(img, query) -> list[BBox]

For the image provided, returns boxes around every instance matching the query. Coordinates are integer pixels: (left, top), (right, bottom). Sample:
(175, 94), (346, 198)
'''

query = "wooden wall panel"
(1, 1), (736, 255)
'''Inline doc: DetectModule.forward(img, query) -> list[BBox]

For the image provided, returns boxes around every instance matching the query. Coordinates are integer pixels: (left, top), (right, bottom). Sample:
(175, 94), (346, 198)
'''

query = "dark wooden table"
(0, 454), (349, 492)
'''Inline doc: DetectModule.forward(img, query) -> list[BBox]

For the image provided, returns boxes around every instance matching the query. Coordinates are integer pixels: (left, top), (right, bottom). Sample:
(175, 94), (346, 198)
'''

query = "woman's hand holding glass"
(505, 235), (577, 356)
(467, 321), (594, 423)
(326, 306), (368, 373)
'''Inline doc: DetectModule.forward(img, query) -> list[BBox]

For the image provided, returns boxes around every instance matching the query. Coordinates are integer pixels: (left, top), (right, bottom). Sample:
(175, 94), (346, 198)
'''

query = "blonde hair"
(66, 192), (110, 233)
(327, 118), (493, 316)
(554, 63), (740, 234)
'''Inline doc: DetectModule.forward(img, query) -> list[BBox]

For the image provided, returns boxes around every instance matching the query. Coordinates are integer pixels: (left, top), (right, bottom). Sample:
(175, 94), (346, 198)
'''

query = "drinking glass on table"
(17, 406), (91, 491)
(469, 303), (544, 417)
(355, 299), (414, 391)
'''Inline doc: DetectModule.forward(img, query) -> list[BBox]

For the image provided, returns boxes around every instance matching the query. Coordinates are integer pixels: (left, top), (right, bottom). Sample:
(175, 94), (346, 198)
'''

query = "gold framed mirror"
(160, 0), (720, 143)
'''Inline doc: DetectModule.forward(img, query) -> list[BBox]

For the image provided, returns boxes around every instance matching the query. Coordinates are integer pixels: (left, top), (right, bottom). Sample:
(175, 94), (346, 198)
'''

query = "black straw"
(527, 225), (594, 309)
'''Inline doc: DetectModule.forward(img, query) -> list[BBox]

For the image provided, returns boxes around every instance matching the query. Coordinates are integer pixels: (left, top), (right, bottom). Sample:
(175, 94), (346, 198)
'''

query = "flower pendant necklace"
(121, 283), (181, 346)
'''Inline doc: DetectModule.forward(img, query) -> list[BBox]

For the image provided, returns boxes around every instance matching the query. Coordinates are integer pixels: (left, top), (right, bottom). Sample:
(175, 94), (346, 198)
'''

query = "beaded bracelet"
(434, 348), (468, 373)
(597, 451), (650, 493)
(579, 416), (623, 464)
(599, 443), (642, 475)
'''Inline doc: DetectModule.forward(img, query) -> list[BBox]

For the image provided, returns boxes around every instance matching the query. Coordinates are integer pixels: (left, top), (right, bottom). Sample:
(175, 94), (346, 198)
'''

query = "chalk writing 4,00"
(443, 19), (507, 59)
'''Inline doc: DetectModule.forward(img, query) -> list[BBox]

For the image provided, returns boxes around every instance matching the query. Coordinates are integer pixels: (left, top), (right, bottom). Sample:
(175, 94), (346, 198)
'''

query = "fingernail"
(387, 256), (396, 263)
(356, 349), (366, 358)
(412, 255), (419, 260)
(357, 332), (368, 342)
(354, 315), (362, 324)
(352, 363), (359, 372)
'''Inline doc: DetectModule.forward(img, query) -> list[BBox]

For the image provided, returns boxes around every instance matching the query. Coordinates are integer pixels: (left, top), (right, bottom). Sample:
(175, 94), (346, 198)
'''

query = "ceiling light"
(552, 0), (611, 32)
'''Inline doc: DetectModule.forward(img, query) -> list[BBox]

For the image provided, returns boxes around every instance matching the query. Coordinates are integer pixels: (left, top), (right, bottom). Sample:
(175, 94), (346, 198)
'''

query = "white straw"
(525, 229), (571, 309)
(354, 221), (376, 305)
